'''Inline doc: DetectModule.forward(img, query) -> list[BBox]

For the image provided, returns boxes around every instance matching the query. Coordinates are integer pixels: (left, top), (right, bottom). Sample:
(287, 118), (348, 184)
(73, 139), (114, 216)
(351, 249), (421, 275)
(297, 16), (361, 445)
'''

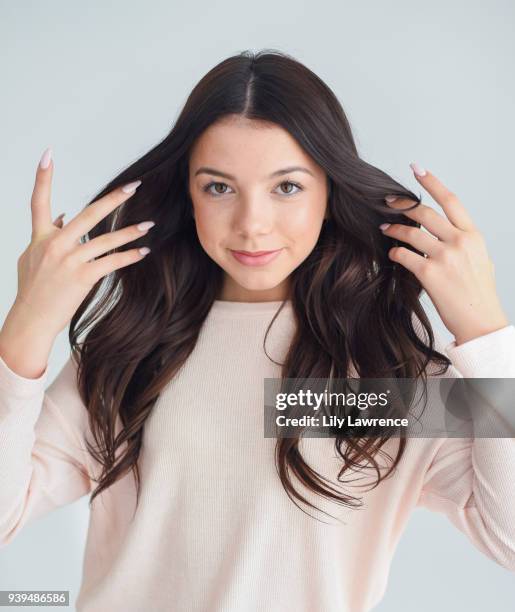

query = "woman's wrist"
(0, 299), (57, 379)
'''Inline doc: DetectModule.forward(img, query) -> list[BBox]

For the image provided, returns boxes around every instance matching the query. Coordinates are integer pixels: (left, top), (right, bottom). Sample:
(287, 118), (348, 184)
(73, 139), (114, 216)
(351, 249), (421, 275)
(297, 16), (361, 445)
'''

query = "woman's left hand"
(380, 163), (510, 346)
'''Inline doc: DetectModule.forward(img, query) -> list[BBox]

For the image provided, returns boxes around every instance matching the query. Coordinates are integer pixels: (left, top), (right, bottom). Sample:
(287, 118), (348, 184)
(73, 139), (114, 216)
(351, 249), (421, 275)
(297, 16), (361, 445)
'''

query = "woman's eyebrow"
(194, 166), (315, 180)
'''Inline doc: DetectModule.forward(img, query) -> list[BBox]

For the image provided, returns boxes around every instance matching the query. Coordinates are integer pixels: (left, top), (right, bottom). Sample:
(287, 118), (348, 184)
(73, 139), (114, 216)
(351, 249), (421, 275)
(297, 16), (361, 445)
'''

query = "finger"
(52, 212), (66, 228)
(59, 181), (142, 248)
(386, 199), (456, 241)
(388, 246), (428, 277)
(73, 221), (154, 263)
(31, 147), (55, 239)
(409, 163), (477, 231)
(84, 247), (150, 285)
(380, 223), (442, 258)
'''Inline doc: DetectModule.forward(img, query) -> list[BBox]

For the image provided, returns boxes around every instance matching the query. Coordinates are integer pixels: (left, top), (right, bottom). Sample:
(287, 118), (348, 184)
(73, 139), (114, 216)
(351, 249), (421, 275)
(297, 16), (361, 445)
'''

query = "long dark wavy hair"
(69, 48), (452, 519)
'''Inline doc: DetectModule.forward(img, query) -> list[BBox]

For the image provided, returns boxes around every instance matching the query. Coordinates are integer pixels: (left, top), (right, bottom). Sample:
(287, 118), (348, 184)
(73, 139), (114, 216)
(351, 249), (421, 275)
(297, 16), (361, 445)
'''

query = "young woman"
(0, 49), (514, 612)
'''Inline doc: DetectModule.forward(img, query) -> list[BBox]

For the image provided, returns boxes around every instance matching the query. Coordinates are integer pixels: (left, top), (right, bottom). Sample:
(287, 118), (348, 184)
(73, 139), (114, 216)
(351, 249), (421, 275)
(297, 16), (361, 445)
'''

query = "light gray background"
(1, 1), (514, 610)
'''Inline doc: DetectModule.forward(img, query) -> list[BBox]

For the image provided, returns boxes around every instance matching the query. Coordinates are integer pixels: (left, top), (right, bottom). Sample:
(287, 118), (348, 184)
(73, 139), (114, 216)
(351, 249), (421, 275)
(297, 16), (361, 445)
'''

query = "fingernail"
(122, 180), (142, 193)
(409, 162), (426, 177)
(39, 147), (52, 169)
(379, 223), (391, 230)
(385, 195), (398, 203)
(139, 247), (151, 256)
(137, 220), (155, 231)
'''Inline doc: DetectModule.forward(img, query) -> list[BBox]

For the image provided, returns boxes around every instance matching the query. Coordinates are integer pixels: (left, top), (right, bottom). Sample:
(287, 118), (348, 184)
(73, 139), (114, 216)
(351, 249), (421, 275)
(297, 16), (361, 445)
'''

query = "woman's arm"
(416, 324), (515, 572)
(0, 353), (93, 548)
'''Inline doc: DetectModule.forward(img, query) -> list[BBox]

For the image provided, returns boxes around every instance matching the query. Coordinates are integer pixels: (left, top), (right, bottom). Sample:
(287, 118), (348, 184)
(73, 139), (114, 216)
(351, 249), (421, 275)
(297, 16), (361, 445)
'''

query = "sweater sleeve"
(0, 353), (93, 548)
(416, 324), (515, 573)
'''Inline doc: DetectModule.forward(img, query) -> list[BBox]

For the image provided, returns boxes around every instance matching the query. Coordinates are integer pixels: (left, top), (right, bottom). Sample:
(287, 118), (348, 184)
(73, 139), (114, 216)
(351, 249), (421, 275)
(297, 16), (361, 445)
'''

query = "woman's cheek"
(278, 202), (323, 234)
(197, 214), (231, 257)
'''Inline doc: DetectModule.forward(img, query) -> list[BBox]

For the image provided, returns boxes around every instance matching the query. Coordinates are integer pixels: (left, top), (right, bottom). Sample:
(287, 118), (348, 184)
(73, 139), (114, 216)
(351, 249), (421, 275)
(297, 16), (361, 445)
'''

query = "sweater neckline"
(210, 299), (293, 317)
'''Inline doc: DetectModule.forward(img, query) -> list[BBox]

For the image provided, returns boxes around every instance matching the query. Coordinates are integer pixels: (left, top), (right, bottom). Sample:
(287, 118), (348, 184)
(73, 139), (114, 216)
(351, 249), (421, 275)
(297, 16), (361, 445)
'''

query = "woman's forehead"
(189, 120), (321, 179)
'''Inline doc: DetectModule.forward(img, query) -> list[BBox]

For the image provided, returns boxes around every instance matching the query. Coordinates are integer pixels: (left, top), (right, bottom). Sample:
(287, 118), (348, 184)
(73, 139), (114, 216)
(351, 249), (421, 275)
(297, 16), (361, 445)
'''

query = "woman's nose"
(232, 198), (275, 237)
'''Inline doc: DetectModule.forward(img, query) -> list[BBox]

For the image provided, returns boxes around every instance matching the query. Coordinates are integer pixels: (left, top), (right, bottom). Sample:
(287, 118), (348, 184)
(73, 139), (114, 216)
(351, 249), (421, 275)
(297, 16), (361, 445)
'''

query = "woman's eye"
(203, 181), (232, 196)
(276, 181), (303, 196)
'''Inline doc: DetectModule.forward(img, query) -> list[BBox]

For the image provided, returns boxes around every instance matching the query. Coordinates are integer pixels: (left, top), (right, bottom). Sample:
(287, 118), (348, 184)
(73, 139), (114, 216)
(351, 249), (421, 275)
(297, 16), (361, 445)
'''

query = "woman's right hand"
(15, 147), (155, 338)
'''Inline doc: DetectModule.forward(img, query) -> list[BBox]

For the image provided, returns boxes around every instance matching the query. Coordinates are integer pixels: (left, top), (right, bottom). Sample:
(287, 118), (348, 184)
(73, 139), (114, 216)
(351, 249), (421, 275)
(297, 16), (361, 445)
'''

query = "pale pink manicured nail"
(137, 220), (155, 231)
(385, 195), (398, 202)
(122, 180), (142, 193)
(379, 223), (391, 230)
(409, 162), (426, 177)
(139, 247), (151, 256)
(39, 147), (52, 169)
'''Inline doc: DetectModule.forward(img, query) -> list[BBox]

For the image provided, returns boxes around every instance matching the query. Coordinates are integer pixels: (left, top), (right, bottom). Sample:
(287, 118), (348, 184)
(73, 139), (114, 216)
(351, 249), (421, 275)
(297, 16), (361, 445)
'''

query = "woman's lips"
(230, 248), (283, 266)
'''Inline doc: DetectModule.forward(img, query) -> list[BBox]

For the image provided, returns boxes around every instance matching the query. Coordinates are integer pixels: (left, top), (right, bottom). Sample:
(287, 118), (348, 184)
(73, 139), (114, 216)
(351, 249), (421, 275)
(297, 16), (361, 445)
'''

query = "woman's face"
(188, 115), (329, 302)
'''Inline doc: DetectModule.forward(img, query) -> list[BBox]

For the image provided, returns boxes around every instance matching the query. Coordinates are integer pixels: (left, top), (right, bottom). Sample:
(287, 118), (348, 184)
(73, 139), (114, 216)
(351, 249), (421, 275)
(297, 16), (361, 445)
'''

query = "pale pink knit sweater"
(1, 299), (514, 611)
